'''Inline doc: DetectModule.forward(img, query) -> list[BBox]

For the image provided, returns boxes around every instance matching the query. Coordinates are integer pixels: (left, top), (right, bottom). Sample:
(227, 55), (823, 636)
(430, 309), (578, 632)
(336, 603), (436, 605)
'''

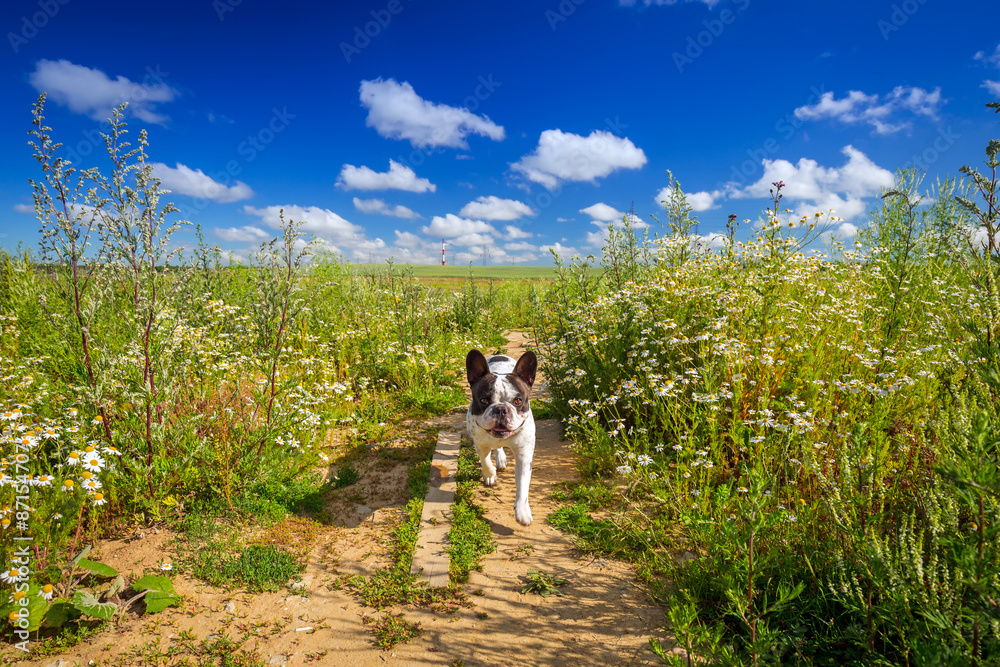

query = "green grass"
(363, 611), (423, 650)
(446, 440), (496, 582)
(192, 544), (303, 593)
(348, 263), (559, 280)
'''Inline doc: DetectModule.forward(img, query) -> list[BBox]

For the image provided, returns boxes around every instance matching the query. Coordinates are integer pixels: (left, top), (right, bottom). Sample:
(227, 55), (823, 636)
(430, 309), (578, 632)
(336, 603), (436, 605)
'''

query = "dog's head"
(466, 349), (537, 439)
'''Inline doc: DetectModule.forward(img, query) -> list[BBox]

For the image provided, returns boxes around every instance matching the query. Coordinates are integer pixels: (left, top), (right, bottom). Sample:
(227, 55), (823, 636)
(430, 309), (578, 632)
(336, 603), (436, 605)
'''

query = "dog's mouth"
(489, 427), (513, 438)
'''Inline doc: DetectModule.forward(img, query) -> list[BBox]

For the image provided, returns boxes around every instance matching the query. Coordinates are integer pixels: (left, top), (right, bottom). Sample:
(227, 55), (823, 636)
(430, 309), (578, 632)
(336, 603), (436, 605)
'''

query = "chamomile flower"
(34, 475), (53, 488)
(90, 492), (107, 507)
(101, 445), (122, 457)
(82, 455), (105, 473)
(161, 563), (172, 571)
(637, 454), (653, 466)
(91, 415), (104, 425)
(66, 451), (82, 466)
(8, 590), (26, 605)
(82, 479), (102, 492)
(0, 518), (9, 530)
(0, 568), (22, 584)
(61, 479), (75, 492)
(39, 584), (54, 600)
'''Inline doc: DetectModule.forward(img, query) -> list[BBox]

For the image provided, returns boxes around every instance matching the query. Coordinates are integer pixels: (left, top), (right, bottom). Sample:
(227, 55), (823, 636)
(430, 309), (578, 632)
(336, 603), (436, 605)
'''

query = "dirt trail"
(15, 332), (667, 667)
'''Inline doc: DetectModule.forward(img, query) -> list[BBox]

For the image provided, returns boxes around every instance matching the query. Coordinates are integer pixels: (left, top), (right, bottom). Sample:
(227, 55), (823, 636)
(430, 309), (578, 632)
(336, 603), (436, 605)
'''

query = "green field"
(347, 263), (561, 281)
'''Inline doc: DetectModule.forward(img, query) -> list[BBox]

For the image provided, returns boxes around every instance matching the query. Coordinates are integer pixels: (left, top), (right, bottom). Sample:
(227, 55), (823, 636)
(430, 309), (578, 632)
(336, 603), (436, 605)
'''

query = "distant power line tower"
(441, 238), (446, 266)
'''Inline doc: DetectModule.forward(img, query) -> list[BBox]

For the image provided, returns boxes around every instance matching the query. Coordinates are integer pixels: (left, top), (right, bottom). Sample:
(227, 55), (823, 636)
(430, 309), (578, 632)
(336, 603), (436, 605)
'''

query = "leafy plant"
(521, 569), (568, 597)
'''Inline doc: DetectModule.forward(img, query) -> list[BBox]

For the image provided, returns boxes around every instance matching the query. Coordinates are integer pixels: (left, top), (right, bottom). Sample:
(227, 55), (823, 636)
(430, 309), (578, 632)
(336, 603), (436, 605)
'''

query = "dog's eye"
(479, 397), (489, 405)
(513, 398), (522, 406)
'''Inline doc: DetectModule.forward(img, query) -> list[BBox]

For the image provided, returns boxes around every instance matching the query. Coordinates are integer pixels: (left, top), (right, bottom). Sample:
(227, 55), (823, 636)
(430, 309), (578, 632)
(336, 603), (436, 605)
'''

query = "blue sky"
(1, 0), (999, 265)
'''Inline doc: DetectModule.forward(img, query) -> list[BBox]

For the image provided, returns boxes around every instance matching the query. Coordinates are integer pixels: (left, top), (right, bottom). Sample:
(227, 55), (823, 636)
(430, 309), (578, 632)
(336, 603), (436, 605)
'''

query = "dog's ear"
(512, 351), (537, 388)
(466, 349), (491, 387)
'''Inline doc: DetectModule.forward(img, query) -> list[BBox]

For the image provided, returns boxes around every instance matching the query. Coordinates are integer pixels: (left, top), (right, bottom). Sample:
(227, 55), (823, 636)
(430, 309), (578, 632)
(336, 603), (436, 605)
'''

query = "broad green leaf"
(77, 559), (118, 578)
(71, 590), (117, 620)
(43, 600), (80, 628)
(68, 545), (92, 569)
(143, 590), (180, 614)
(2, 584), (49, 632)
(133, 575), (175, 594)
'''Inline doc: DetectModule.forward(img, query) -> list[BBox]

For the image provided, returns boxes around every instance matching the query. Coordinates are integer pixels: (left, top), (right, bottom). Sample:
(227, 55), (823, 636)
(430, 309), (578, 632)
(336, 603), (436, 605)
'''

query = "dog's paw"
(514, 502), (532, 526)
(483, 472), (497, 487)
(494, 448), (508, 470)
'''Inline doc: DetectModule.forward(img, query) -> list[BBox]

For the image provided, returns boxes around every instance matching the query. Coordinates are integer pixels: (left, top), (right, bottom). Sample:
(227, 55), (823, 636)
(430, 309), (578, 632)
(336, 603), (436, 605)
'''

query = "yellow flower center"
(84, 446), (95, 453)
(94, 493), (104, 501)
(89, 459), (99, 467)
(12, 591), (24, 601)
(81, 472), (92, 480)
(63, 480), (74, 488)
(41, 584), (53, 594)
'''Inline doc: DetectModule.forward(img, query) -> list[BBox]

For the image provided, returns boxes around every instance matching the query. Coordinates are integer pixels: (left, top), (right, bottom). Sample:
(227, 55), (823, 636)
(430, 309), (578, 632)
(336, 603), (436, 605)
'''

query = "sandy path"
(15, 332), (666, 667)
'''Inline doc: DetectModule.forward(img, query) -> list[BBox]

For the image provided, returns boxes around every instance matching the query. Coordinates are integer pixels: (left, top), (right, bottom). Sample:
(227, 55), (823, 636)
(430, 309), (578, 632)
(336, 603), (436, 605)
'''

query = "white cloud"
(820, 222), (860, 245)
(511, 129), (647, 189)
(336, 160), (435, 193)
(538, 242), (579, 259)
(794, 86), (944, 134)
(152, 162), (253, 203)
(242, 204), (385, 261)
(580, 202), (624, 221)
(359, 78), (504, 149)
(984, 80), (1000, 97)
(421, 213), (496, 239)
(352, 197), (421, 219)
(29, 59), (178, 125)
(504, 225), (532, 240)
(459, 196), (535, 221)
(393, 230), (424, 247)
(504, 241), (537, 252)
(654, 187), (720, 213)
(12, 204), (34, 214)
(215, 225), (272, 243)
(733, 145), (894, 221)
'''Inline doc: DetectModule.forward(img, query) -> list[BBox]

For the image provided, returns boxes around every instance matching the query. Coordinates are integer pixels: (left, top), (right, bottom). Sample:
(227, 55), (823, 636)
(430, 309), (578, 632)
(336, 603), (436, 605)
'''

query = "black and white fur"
(466, 349), (537, 526)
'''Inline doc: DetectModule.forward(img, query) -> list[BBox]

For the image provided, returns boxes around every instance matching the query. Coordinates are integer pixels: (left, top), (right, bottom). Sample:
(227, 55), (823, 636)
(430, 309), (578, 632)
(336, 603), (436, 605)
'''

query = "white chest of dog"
(466, 349), (537, 526)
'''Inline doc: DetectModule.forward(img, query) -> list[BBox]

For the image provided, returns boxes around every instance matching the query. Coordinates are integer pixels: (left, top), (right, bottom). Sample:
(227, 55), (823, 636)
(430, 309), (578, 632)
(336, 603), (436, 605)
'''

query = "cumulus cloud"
(215, 225), (272, 243)
(352, 197), (421, 219)
(975, 44), (1000, 96)
(459, 196), (535, 221)
(538, 242), (579, 259)
(336, 160), (435, 193)
(152, 162), (253, 203)
(733, 145), (894, 221)
(511, 129), (647, 189)
(360, 78), (504, 149)
(504, 225), (532, 240)
(12, 204), (34, 214)
(29, 60), (178, 125)
(393, 230), (424, 247)
(242, 204), (385, 260)
(793, 86), (944, 134)
(580, 202), (624, 221)
(655, 187), (720, 212)
(421, 213), (496, 239)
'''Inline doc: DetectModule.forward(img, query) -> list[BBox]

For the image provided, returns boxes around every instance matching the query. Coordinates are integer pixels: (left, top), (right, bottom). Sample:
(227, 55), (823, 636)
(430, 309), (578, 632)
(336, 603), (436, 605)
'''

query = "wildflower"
(90, 493), (107, 507)
(66, 451), (82, 466)
(39, 584), (54, 600)
(0, 568), (22, 584)
(672, 444), (682, 451)
(61, 479), (75, 492)
(91, 415), (103, 425)
(0, 519), (9, 530)
(82, 479), (102, 492)
(655, 443), (665, 453)
(161, 563), (172, 571)
(738, 487), (749, 494)
(8, 590), (26, 605)
(82, 456), (105, 473)
(616, 464), (633, 475)
(637, 454), (653, 466)
(34, 475), (53, 487)
(102, 445), (122, 457)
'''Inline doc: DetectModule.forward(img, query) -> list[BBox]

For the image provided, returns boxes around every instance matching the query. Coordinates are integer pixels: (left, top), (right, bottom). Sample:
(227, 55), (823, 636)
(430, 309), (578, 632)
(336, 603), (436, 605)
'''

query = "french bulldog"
(466, 349), (537, 526)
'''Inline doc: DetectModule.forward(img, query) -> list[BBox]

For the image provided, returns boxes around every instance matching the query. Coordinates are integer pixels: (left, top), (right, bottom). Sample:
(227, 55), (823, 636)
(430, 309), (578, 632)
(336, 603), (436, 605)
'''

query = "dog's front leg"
(513, 447), (533, 526)
(476, 443), (497, 486)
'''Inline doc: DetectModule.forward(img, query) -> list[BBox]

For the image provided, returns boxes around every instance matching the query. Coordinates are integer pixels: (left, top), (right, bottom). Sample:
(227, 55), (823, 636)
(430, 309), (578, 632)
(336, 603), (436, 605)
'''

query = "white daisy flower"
(82, 456), (105, 473)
